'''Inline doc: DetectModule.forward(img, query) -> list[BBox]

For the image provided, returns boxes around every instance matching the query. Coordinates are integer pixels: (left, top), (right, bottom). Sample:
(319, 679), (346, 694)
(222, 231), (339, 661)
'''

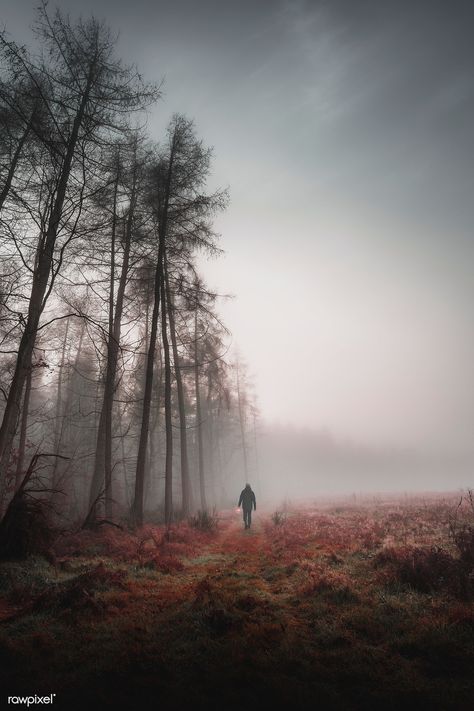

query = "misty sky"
(3, 0), (474, 455)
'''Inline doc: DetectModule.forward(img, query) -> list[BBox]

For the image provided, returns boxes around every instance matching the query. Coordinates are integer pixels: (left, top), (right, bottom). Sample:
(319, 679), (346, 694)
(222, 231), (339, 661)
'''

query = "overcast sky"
(3, 0), (474, 455)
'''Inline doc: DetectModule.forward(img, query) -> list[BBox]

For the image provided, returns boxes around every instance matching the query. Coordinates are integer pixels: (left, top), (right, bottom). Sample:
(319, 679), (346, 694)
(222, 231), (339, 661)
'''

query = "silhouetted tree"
(0, 3), (157, 491)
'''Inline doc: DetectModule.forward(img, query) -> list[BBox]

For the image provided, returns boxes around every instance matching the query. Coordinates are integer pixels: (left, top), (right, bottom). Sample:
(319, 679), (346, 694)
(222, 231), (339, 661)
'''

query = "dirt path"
(211, 511), (266, 551)
(177, 512), (262, 578)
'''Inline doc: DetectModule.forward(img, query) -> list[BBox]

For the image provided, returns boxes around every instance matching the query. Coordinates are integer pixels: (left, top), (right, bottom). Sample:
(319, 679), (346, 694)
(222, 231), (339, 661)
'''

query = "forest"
(1, 3), (474, 710)
(0, 3), (258, 539)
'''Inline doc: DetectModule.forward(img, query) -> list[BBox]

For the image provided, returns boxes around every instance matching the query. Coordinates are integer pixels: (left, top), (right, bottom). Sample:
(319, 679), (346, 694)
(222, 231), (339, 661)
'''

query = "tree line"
(0, 3), (258, 530)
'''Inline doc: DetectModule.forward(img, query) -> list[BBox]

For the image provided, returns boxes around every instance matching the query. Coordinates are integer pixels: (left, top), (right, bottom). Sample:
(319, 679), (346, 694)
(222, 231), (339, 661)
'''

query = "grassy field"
(1, 495), (474, 710)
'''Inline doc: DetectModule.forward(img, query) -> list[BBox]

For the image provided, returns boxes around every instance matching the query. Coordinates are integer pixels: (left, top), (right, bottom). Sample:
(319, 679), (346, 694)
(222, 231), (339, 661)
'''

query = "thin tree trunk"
(14, 365), (32, 491)
(89, 405), (106, 512)
(51, 319), (85, 512)
(165, 256), (191, 515)
(90, 165), (134, 519)
(143, 288), (152, 502)
(253, 411), (261, 500)
(50, 318), (70, 491)
(216, 418), (227, 504)
(147, 414), (156, 507)
(118, 409), (131, 508)
(194, 306), (207, 511)
(206, 376), (216, 508)
(103, 171), (119, 519)
(236, 363), (249, 482)
(103, 175), (132, 518)
(131, 134), (176, 528)
(161, 277), (173, 525)
(131, 241), (164, 527)
(147, 350), (163, 509)
(0, 116), (32, 211)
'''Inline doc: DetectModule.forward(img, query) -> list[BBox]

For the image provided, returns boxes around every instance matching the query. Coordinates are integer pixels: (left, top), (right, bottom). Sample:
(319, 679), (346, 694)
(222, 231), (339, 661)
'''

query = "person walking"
(238, 483), (256, 529)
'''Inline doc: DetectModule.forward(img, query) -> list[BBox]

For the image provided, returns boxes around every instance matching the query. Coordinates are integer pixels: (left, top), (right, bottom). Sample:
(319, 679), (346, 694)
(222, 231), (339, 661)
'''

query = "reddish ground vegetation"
(55, 519), (214, 566)
(1, 496), (473, 710)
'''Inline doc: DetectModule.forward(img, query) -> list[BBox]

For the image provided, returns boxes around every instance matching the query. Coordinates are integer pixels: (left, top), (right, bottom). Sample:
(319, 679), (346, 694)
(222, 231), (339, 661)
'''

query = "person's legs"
(247, 509), (252, 528)
(243, 508), (247, 528)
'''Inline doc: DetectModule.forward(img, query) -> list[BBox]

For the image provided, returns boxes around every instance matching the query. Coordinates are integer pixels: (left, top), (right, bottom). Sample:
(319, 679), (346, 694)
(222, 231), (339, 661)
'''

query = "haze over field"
(2, 0), (473, 494)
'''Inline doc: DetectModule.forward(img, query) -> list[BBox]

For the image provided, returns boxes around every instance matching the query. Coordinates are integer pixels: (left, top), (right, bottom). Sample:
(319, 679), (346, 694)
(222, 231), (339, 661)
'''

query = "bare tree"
(164, 255), (192, 515)
(131, 114), (226, 526)
(0, 3), (157, 490)
(88, 135), (153, 520)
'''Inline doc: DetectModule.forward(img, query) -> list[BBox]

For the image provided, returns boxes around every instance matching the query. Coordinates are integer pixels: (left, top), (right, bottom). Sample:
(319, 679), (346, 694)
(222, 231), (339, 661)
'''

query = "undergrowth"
(188, 508), (219, 532)
(0, 496), (473, 710)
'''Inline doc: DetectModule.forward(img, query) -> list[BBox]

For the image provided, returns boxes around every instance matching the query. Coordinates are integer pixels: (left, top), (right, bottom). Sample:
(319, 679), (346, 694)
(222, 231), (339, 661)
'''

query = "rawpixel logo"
(7, 696), (56, 706)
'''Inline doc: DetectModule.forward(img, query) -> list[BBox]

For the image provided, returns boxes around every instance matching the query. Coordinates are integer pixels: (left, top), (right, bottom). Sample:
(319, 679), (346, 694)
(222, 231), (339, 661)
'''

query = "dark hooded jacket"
(238, 486), (256, 511)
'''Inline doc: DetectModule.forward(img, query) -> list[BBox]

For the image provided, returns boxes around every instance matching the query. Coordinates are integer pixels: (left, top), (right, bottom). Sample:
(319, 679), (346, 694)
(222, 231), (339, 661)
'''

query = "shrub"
(451, 523), (474, 567)
(0, 494), (56, 560)
(188, 509), (219, 532)
(271, 511), (286, 526)
(375, 546), (460, 595)
(449, 491), (474, 568)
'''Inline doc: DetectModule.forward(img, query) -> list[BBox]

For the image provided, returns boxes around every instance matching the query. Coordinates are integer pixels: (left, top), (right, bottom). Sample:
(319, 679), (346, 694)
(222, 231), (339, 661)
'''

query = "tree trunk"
(103, 176), (133, 517)
(161, 276), (173, 525)
(118, 408), (131, 508)
(147, 349), (163, 509)
(50, 318), (70, 492)
(165, 257), (191, 516)
(236, 363), (249, 482)
(131, 134), (176, 528)
(103, 172), (120, 519)
(253, 411), (261, 500)
(90, 166), (135, 519)
(0, 116), (32, 211)
(51, 321), (85, 512)
(131, 238), (164, 527)
(206, 375), (216, 508)
(194, 306), (207, 511)
(14, 364), (32, 491)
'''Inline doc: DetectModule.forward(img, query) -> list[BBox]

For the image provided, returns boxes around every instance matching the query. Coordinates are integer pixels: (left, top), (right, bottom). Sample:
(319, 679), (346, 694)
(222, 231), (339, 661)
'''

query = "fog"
(254, 425), (474, 504)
